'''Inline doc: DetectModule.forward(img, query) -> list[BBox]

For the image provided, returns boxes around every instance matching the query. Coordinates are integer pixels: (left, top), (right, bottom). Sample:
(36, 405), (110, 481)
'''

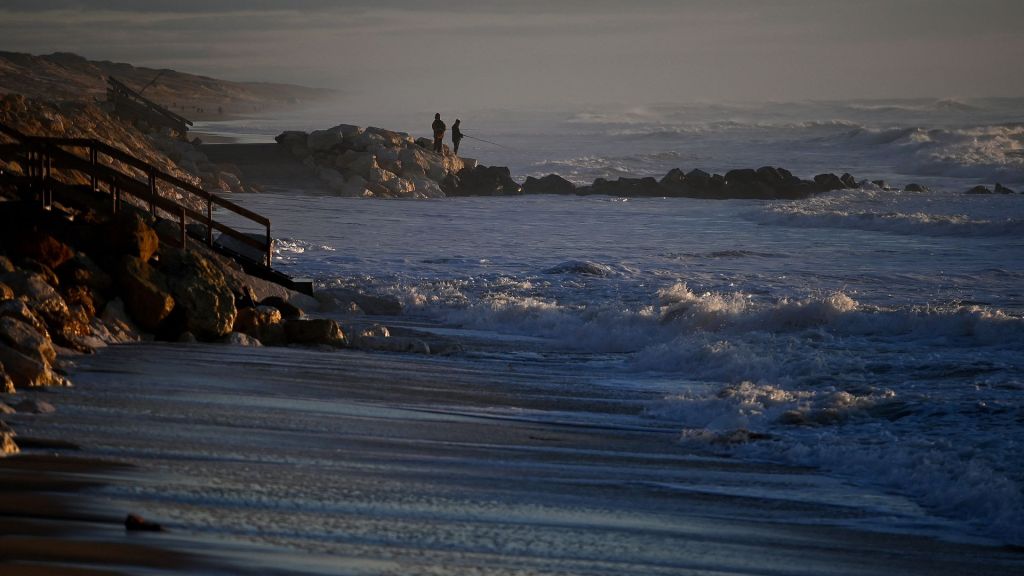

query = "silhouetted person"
(451, 119), (464, 155)
(432, 113), (446, 154)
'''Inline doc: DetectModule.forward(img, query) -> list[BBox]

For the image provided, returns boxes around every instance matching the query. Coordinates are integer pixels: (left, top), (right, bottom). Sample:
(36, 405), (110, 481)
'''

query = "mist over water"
(206, 98), (1024, 546)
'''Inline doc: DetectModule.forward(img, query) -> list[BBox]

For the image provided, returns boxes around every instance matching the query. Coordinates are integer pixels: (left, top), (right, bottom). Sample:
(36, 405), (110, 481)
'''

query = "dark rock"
(103, 211), (160, 262)
(283, 318), (346, 346)
(994, 183), (1016, 194)
(235, 286), (259, 309)
(725, 168), (758, 184)
(840, 173), (858, 188)
(158, 248), (237, 340)
(522, 174), (576, 195)
(904, 183), (930, 192)
(119, 256), (175, 333)
(589, 176), (664, 197)
(16, 233), (74, 270)
(659, 168), (688, 196)
(14, 398), (56, 414)
(965, 185), (992, 195)
(0, 256), (14, 274)
(62, 285), (99, 319)
(685, 168), (711, 189)
(19, 259), (60, 288)
(813, 173), (846, 192)
(449, 165), (521, 196)
(56, 253), (114, 295)
(259, 296), (303, 320)
(124, 513), (163, 532)
(871, 179), (888, 188)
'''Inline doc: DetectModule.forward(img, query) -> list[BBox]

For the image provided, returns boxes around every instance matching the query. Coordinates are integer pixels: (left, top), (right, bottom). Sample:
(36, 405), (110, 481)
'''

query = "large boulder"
(307, 126), (348, 152)
(904, 183), (930, 193)
(102, 211), (160, 262)
(283, 318), (346, 347)
(0, 316), (56, 366)
(522, 174), (576, 195)
(1, 419), (17, 456)
(0, 282), (13, 301)
(0, 299), (50, 340)
(159, 249), (237, 340)
(994, 183), (1016, 194)
(589, 176), (664, 197)
(813, 173), (847, 192)
(233, 305), (285, 345)
(119, 256), (176, 333)
(15, 232), (74, 270)
(448, 165), (521, 196)
(275, 130), (309, 156)
(57, 253), (114, 296)
(0, 343), (66, 388)
(965, 185), (992, 195)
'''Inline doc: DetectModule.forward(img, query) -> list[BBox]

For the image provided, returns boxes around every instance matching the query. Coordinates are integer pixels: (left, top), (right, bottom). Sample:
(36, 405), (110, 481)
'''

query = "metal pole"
(206, 199), (213, 246)
(266, 224), (272, 268)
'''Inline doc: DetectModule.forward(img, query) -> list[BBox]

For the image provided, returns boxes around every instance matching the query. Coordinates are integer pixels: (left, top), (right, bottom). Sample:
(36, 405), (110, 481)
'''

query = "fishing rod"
(460, 132), (514, 150)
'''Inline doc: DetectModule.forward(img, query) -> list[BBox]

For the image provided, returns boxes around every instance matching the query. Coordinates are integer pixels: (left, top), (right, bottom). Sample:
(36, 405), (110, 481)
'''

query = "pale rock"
(369, 168), (397, 185)
(0, 282), (13, 301)
(412, 178), (445, 198)
(399, 147), (432, 177)
(384, 176), (416, 197)
(222, 332), (262, 347)
(460, 157), (479, 171)
(360, 325), (390, 339)
(160, 249), (237, 340)
(351, 130), (388, 151)
(0, 365), (13, 394)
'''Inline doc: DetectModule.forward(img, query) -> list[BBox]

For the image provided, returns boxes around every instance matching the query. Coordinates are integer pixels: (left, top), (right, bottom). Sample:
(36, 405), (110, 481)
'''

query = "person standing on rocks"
(432, 113), (446, 154)
(451, 119), (464, 155)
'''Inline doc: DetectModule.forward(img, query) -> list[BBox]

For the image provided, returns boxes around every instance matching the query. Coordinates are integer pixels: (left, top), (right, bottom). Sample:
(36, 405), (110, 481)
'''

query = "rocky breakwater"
(275, 124), (524, 198)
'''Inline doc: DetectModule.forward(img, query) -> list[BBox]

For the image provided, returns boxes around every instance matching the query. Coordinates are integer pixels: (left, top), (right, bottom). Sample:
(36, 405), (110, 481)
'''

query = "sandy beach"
(3, 341), (1020, 575)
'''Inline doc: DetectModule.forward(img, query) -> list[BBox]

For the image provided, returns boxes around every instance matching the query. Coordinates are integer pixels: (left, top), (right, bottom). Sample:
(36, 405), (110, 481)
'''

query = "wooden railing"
(0, 121), (272, 268)
(107, 76), (192, 137)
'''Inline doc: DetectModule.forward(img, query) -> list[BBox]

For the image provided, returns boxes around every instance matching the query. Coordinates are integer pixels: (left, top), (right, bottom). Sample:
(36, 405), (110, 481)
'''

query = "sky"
(2, 0), (1023, 112)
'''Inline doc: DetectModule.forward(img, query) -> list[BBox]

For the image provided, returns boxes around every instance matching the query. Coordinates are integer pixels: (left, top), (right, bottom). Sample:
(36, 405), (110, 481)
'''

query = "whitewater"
(199, 98), (1024, 548)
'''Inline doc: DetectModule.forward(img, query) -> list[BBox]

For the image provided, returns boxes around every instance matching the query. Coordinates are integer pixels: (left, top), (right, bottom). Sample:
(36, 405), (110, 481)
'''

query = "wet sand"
(4, 343), (1022, 575)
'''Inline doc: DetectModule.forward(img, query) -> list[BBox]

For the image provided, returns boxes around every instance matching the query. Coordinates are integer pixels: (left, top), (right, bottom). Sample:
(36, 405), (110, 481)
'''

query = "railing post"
(90, 145), (98, 191)
(180, 206), (187, 250)
(206, 198), (213, 246)
(111, 176), (118, 214)
(266, 223), (272, 269)
(148, 170), (157, 217)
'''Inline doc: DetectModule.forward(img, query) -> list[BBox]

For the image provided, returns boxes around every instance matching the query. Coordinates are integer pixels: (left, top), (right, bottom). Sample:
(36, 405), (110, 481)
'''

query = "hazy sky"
(2, 0), (1023, 111)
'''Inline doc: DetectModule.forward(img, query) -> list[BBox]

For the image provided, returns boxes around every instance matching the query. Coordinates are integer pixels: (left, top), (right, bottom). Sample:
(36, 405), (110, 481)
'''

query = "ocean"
(192, 98), (1023, 550)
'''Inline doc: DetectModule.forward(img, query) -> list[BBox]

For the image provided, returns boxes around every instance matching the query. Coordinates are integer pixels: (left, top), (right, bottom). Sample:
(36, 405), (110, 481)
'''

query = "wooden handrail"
(107, 76), (193, 127)
(0, 121), (273, 267)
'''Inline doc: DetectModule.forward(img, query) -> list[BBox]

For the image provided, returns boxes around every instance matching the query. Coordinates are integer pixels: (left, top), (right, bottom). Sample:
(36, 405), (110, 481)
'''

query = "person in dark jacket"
(451, 119), (464, 155)
(431, 113), (446, 154)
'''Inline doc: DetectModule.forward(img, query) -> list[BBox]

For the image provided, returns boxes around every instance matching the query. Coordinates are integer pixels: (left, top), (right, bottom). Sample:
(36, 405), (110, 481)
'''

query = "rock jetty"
(281, 125), (862, 200)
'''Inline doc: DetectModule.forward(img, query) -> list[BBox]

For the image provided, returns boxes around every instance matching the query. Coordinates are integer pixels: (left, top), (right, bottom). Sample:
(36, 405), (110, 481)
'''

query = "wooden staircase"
(0, 121), (312, 294)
